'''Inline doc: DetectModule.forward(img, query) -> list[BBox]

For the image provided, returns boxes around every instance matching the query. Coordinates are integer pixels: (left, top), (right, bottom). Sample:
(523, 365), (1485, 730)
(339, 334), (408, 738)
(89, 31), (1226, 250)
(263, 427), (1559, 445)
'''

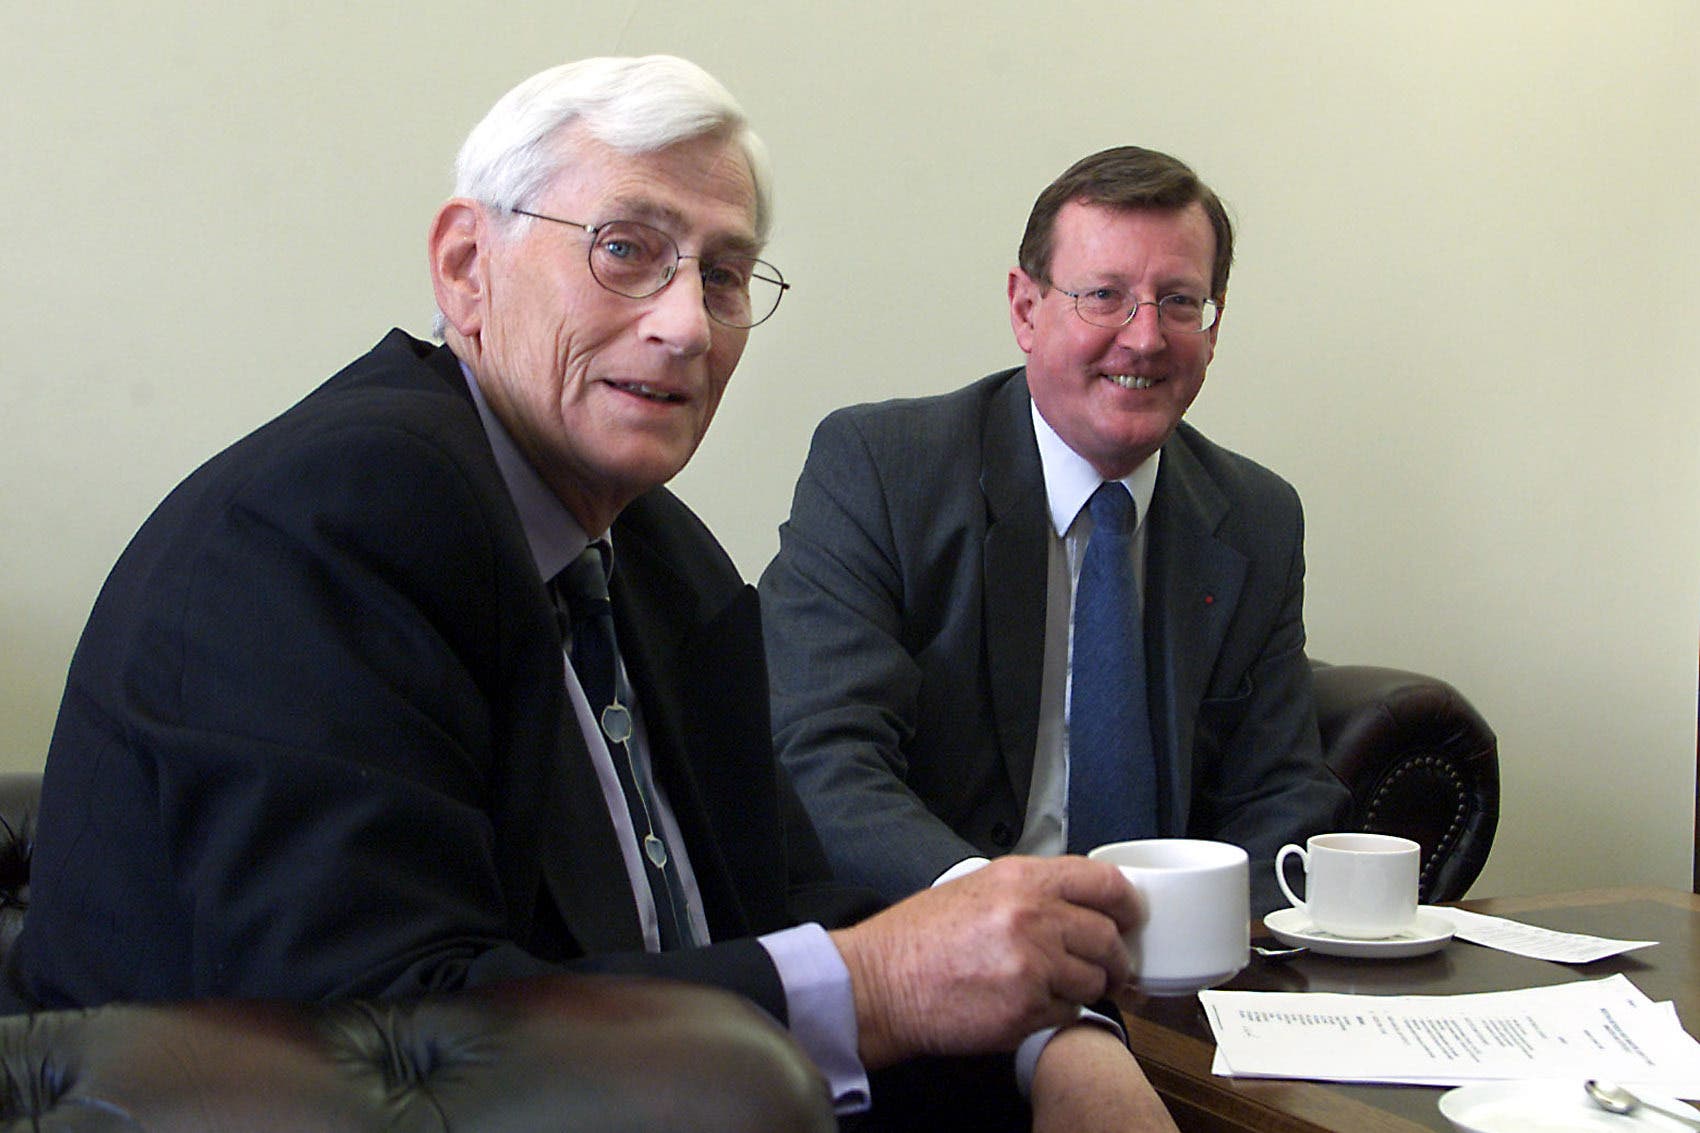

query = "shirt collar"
(459, 358), (592, 581)
(1031, 400), (1160, 538)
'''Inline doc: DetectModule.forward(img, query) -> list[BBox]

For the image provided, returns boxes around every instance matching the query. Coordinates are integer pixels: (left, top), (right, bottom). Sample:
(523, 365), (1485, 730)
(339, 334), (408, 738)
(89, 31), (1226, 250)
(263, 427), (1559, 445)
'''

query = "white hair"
(432, 55), (771, 338)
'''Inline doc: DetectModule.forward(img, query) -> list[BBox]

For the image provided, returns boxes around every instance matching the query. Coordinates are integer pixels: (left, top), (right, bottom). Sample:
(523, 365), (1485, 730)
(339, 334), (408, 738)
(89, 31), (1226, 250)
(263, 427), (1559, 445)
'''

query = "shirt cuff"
(758, 922), (870, 1115)
(932, 855), (992, 886)
(1014, 1007), (1127, 1096)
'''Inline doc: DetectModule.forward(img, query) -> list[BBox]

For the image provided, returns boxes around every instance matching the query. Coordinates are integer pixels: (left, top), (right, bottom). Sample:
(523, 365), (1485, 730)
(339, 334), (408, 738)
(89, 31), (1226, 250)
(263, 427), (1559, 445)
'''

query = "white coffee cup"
(1087, 838), (1249, 996)
(1275, 832), (1420, 939)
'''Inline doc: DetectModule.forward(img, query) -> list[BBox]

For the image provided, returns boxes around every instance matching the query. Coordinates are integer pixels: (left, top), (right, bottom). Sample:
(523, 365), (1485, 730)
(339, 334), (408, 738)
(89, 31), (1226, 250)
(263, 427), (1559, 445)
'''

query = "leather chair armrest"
(0, 974), (834, 1133)
(0, 773), (831, 1131)
(1311, 663), (1500, 903)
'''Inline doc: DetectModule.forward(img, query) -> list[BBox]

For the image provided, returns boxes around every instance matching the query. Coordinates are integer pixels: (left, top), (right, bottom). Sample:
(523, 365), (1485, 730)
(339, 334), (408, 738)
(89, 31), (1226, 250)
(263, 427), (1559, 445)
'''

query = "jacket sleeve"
(759, 411), (987, 900)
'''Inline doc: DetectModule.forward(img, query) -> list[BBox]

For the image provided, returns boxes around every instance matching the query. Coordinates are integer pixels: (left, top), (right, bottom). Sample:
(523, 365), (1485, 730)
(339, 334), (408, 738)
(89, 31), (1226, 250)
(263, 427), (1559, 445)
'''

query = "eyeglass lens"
(587, 220), (785, 329)
(1071, 289), (1219, 333)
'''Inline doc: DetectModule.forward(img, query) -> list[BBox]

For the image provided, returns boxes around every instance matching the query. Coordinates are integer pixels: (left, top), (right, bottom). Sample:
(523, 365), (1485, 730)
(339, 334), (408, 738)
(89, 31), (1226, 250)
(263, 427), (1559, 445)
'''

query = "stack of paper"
(1201, 974), (1700, 1101)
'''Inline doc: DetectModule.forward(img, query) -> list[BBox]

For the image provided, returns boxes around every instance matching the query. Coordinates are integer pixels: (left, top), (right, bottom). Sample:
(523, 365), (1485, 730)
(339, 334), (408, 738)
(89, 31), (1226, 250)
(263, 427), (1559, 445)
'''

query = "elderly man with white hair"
(6, 55), (1177, 1131)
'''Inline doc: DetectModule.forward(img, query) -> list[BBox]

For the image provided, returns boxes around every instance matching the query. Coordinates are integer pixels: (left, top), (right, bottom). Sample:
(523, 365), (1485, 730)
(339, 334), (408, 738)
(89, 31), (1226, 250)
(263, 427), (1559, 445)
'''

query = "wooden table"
(1117, 886), (1700, 1133)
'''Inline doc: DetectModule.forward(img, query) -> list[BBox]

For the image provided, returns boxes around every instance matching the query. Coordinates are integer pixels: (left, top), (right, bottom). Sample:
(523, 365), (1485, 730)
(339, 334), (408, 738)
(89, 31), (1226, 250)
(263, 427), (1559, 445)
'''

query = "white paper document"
(1437, 906), (1658, 963)
(1202, 974), (1700, 1101)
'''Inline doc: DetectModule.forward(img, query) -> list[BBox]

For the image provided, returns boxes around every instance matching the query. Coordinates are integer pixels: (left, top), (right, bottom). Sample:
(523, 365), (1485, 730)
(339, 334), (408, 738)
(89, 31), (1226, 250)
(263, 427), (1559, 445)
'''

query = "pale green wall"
(4, 2), (1697, 898)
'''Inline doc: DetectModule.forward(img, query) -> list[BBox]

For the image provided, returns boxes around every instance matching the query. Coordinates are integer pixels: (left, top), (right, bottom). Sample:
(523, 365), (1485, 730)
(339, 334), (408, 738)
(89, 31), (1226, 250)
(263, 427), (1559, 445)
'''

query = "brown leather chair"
(1312, 663), (1499, 904)
(0, 661), (1498, 1128)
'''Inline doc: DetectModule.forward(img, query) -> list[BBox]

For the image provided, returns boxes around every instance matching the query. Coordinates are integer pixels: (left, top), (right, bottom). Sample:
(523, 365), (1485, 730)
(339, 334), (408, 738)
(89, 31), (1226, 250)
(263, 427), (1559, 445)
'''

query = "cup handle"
(1275, 843), (1308, 912)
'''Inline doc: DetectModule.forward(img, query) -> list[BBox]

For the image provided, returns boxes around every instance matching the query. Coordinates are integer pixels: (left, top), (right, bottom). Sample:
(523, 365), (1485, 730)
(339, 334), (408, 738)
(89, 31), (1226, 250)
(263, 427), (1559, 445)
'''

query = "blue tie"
(554, 544), (697, 949)
(1066, 482), (1160, 853)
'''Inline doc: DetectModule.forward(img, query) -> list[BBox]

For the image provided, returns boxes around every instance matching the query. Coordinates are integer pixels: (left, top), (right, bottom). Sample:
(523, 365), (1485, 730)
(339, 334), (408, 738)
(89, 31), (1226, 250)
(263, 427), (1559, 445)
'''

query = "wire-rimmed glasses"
(1053, 285), (1221, 333)
(511, 209), (789, 329)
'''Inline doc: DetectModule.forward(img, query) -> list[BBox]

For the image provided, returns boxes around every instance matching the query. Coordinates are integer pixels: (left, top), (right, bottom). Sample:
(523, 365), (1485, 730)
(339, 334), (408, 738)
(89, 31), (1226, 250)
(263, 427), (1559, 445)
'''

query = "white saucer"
(1263, 905), (1455, 958)
(1439, 1079), (1700, 1131)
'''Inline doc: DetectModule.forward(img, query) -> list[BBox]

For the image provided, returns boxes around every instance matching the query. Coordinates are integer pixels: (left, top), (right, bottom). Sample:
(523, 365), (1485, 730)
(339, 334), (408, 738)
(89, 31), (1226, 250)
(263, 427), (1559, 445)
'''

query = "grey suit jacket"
(759, 367), (1348, 914)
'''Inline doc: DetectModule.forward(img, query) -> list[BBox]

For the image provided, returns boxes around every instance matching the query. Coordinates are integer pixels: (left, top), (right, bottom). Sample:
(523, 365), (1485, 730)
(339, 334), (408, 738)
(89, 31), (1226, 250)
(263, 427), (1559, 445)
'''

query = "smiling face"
(431, 125), (758, 534)
(1008, 200), (1220, 480)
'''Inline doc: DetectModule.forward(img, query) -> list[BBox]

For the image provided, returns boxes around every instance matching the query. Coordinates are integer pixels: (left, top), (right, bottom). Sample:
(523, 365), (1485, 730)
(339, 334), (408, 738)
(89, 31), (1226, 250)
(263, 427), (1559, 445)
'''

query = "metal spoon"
(1251, 943), (1307, 961)
(1584, 1079), (1700, 1129)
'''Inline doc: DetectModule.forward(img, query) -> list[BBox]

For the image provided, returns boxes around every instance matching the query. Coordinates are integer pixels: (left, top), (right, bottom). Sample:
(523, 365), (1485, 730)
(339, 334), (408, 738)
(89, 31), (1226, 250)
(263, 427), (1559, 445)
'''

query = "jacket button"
(990, 822), (1016, 849)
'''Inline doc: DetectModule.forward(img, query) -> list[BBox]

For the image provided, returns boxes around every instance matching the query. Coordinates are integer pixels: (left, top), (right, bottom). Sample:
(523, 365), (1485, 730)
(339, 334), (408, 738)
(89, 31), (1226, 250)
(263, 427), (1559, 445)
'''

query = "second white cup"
(1275, 832), (1420, 939)
(1088, 838), (1249, 996)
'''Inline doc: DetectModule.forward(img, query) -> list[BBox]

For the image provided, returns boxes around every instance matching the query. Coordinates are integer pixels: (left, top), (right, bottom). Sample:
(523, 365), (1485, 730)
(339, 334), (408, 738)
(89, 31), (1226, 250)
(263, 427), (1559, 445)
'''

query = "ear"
(1008, 267), (1042, 355)
(429, 199), (489, 338)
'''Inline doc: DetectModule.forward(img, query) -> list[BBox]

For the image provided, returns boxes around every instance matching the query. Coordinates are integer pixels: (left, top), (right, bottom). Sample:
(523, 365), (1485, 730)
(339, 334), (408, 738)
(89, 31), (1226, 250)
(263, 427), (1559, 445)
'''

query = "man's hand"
(1031, 1023), (1181, 1133)
(828, 855), (1141, 1069)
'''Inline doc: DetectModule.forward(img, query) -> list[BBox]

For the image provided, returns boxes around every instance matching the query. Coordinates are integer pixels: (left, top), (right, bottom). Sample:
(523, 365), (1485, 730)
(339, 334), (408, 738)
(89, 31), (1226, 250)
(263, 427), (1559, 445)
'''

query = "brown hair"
(1017, 146), (1234, 300)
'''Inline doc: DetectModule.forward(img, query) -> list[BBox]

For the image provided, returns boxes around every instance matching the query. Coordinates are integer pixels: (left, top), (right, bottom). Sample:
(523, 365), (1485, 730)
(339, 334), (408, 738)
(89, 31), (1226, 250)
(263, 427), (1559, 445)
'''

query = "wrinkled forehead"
(547, 125), (762, 253)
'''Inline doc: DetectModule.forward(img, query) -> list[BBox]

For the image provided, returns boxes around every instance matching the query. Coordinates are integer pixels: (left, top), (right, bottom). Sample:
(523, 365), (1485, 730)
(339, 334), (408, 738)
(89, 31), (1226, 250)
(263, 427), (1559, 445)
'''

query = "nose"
(1113, 300), (1167, 352)
(641, 264), (714, 356)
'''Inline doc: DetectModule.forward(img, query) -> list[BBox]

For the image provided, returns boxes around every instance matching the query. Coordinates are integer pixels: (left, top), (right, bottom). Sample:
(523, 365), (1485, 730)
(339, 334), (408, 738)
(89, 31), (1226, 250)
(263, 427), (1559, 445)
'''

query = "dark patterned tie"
(553, 543), (696, 949)
(1066, 482), (1160, 853)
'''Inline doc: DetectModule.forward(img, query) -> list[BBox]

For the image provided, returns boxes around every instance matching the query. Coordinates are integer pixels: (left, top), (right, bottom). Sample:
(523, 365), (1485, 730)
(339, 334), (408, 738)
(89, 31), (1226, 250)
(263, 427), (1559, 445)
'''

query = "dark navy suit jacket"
(5, 330), (878, 1018)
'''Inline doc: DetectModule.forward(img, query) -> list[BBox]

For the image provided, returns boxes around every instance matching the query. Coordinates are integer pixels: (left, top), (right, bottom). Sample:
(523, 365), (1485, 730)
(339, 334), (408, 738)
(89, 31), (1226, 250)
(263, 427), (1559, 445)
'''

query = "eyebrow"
(1078, 271), (1210, 295)
(603, 195), (763, 259)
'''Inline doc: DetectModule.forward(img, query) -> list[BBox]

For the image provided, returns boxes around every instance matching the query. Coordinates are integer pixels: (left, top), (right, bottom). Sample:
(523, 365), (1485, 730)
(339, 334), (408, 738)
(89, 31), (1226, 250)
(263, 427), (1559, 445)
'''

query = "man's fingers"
(1045, 856), (1145, 932)
(832, 855), (1153, 1063)
(1052, 905), (1132, 991)
(1047, 949), (1119, 1007)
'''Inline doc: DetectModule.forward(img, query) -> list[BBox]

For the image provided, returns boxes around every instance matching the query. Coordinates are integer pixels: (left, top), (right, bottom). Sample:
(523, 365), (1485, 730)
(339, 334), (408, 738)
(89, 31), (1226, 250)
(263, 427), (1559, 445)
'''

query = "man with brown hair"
(761, 146), (1349, 914)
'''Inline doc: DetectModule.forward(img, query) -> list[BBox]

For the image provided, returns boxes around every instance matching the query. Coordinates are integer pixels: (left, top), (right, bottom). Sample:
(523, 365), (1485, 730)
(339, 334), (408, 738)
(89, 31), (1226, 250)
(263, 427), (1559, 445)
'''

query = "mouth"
(1103, 373), (1162, 391)
(606, 380), (686, 404)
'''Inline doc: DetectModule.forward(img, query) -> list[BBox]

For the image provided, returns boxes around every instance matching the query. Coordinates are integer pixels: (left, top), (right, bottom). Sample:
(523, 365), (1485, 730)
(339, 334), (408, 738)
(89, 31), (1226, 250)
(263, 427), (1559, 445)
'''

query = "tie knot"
(556, 542), (612, 611)
(1087, 482), (1134, 533)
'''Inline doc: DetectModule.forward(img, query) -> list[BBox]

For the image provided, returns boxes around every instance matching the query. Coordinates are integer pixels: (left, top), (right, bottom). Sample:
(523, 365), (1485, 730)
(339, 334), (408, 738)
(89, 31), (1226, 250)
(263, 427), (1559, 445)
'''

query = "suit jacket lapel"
(1143, 430), (1246, 832)
(980, 373), (1050, 804)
